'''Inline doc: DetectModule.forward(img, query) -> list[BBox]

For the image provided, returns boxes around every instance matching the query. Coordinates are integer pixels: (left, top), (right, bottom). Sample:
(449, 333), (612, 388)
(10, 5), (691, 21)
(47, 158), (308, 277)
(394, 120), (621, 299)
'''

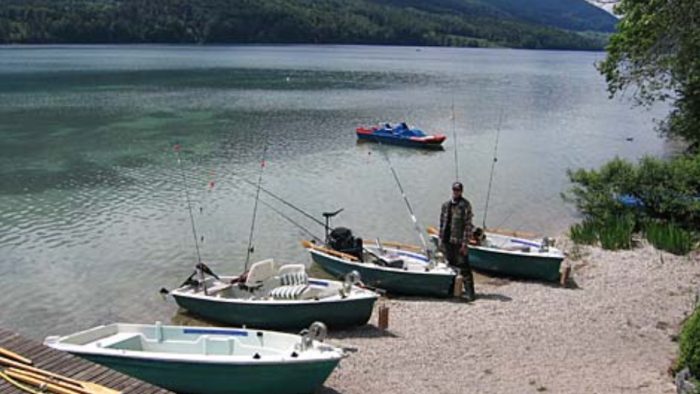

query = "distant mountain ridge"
(370, 0), (618, 31)
(585, 0), (620, 15)
(0, 0), (617, 49)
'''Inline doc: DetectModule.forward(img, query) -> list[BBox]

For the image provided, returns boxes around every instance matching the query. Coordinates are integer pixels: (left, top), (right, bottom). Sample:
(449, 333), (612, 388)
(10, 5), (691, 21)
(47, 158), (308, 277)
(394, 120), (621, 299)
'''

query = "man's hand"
(460, 243), (468, 256)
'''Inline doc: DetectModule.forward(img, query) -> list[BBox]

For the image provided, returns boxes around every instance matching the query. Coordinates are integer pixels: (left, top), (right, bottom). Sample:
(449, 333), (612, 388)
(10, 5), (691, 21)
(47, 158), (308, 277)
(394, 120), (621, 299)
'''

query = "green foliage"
(569, 219), (598, 245)
(597, 0), (700, 145)
(565, 154), (699, 253)
(679, 306), (700, 378)
(565, 154), (700, 230)
(597, 213), (634, 250)
(0, 0), (608, 50)
(569, 214), (635, 250)
(644, 220), (696, 256)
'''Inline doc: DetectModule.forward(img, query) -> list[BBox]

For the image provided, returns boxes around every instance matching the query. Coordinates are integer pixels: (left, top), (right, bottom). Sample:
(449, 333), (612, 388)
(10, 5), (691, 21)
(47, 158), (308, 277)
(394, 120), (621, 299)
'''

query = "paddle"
(300, 240), (359, 261)
(0, 356), (121, 394)
(0, 347), (32, 365)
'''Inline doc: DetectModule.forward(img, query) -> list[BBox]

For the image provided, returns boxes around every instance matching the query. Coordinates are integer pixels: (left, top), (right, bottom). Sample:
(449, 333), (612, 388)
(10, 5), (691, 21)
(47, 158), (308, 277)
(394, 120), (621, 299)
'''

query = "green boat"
(167, 259), (379, 330)
(427, 227), (566, 282)
(45, 322), (344, 394)
(303, 240), (458, 298)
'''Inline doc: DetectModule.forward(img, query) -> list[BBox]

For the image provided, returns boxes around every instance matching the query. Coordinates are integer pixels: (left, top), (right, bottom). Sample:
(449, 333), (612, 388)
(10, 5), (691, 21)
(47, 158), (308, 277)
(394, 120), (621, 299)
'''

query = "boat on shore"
(45, 322), (344, 394)
(356, 122), (446, 150)
(166, 259), (379, 330)
(302, 227), (458, 298)
(426, 226), (566, 283)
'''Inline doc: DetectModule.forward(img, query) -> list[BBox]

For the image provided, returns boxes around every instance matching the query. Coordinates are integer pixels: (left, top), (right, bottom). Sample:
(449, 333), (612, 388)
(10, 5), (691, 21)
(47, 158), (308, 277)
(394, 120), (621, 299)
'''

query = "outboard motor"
(328, 227), (363, 261)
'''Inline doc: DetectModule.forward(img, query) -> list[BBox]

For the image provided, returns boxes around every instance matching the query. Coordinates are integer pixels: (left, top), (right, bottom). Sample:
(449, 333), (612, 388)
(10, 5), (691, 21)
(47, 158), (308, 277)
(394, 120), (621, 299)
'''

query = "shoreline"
(323, 238), (700, 393)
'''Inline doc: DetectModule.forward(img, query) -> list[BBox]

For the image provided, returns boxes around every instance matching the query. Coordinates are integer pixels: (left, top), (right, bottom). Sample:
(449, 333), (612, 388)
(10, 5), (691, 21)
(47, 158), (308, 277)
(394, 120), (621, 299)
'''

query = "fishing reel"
(540, 237), (556, 252)
(299, 322), (328, 350)
(341, 270), (362, 297)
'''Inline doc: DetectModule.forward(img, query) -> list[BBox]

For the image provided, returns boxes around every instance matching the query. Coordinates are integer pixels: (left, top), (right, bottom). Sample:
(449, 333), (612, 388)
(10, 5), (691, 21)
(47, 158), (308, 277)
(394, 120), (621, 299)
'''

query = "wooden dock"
(0, 327), (172, 394)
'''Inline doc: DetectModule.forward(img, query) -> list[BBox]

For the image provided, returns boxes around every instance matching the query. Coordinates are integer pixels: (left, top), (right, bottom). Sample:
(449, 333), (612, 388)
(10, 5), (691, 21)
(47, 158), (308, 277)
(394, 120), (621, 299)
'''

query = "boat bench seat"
(97, 333), (144, 350)
(268, 284), (309, 300)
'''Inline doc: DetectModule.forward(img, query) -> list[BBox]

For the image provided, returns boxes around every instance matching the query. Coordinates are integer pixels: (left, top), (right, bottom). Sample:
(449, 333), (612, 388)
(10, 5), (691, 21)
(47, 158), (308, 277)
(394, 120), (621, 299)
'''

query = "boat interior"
(52, 324), (302, 357)
(182, 259), (357, 301)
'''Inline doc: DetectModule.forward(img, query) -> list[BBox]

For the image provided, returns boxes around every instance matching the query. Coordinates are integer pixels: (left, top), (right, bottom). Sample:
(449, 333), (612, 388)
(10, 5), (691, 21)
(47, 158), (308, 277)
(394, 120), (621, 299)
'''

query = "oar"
(5, 369), (84, 394)
(0, 369), (44, 394)
(0, 357), (120, 394)
(0, 347), (32, 365)
(376, 240), (424, 253)
(484, 227), (538, 239)
(300, 240), (359, 261)
(7, 367), (121, 394)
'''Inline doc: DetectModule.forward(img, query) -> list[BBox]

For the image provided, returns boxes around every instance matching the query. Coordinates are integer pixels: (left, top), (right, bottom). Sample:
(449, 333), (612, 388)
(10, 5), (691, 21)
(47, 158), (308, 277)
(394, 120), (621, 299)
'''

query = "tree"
(597, 0), (700, 147)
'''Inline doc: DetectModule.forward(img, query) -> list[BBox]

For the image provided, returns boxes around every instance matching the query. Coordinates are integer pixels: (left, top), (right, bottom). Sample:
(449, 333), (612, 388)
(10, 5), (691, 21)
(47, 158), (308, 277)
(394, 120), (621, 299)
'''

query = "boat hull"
(309, 251), (455, 298)
(172, 293), (376, 330)
(77, 353), (339, 394)
(469, 247), (564, 282)
(356, 132), (445, 150)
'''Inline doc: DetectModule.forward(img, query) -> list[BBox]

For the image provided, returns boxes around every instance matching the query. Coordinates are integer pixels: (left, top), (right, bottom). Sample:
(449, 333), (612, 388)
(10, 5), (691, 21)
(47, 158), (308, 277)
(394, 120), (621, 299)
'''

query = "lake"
(0, 45), (670, 338)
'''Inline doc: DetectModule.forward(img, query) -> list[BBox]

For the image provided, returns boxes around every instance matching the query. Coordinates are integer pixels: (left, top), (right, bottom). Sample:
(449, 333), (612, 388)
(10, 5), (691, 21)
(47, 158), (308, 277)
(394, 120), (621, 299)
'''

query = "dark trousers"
(444, 243), (475, 296)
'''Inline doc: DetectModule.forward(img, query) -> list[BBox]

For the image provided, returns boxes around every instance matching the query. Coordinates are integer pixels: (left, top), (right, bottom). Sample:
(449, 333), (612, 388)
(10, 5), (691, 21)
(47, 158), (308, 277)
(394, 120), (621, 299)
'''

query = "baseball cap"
(452, 181), (463, 191)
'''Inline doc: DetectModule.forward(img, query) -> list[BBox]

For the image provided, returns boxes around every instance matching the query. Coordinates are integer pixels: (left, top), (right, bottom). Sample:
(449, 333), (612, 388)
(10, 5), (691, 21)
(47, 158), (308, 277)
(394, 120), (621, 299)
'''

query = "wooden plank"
(0, 328), (173, 394)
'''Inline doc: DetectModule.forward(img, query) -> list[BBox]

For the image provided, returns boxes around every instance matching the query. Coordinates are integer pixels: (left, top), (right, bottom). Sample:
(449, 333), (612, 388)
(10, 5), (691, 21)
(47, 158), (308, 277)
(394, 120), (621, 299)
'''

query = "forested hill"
(0, 0), (617, 50)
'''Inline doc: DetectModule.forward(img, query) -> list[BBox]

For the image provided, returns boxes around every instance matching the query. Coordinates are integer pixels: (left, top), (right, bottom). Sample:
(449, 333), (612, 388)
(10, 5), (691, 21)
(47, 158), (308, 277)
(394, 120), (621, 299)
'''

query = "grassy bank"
(564, 154), (699, 254)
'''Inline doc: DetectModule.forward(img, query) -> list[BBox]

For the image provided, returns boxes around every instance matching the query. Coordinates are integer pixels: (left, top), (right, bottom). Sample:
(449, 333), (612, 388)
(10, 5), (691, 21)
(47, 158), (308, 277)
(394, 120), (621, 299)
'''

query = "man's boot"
(462, 268), (476, 302)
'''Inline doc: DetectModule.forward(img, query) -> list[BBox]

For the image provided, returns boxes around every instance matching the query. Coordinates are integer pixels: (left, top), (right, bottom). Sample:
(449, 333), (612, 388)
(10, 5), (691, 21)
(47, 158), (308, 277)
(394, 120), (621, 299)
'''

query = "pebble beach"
(323, 239), (700, 393)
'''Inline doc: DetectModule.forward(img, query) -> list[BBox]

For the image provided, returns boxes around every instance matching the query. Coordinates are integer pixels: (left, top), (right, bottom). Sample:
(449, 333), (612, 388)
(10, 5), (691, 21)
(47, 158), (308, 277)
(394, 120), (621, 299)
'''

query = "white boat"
(166, 259), (379, 330)
(427, 226), (567, 282)
(303, 239), (458, 298)
(45, 322), (343, 394)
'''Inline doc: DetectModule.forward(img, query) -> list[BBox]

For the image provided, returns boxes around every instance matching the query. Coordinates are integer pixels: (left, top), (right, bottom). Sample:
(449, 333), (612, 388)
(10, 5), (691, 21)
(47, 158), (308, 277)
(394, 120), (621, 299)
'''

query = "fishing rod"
(224, 177), (323, 242)
(375, 143), (431, 258)
(482, 110), (504, 229)
(254, 193), (323, 242)
(174, 144), (207, 295)
(244, 143), (268, 271)
(452, 94), (459, 181)
(237, 176), (327, 228)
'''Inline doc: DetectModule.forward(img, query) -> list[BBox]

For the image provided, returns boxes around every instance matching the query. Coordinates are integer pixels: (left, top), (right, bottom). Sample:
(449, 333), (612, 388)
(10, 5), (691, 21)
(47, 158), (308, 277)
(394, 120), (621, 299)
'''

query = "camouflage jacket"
(439, 197), (474, 246)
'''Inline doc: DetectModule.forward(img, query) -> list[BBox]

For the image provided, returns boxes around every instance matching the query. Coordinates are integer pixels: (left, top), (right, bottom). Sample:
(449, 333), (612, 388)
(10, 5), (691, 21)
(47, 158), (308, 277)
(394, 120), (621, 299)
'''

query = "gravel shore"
(323, 240), (700, 394)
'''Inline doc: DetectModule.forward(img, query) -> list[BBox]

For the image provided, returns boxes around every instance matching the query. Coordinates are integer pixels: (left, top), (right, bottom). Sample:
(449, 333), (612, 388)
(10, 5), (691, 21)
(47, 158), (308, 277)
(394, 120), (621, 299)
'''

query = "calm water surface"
(0, 45), (670, 338)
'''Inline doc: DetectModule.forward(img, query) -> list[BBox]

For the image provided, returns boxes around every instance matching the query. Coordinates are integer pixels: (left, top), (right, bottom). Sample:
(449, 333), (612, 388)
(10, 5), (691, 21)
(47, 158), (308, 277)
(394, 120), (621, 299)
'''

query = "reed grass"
(597, 214), (634, 250)
(644, 220), (696, 255)
(570, 215), (635, 250)
(569, 220), (598, 245)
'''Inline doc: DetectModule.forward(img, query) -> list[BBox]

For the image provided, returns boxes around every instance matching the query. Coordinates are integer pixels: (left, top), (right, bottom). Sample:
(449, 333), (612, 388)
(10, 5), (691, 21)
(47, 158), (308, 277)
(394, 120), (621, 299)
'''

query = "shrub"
(569, 219), (598, 245)
(679, 306), (700, 378)
(645, 220), (697, 255)
(569, 214), (635, 250)
(565, 153), (699, 254)
(597, 214), (635, 250)
(565, 154), (700, 232)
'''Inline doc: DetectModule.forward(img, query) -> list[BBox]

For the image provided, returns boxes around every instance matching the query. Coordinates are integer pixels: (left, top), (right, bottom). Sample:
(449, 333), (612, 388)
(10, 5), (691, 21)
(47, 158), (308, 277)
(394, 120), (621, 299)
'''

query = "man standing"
(439, 181), (476, 301)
